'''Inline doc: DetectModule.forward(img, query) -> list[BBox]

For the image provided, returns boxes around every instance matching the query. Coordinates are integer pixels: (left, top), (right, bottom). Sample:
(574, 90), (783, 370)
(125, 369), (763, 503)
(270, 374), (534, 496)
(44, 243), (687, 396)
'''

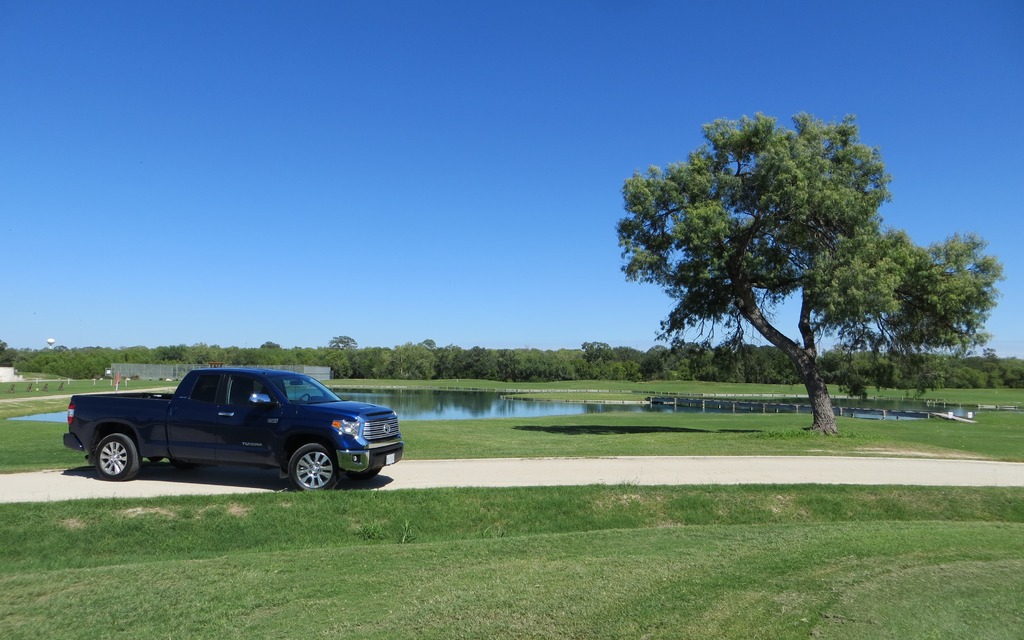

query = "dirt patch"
(769, 494), (810, 518)
(61, 518), (86, 530)
(121, 507), (176, 518)
(770, 494), (792, 514)
(196, 503), (252, 518)
(595, 492), (664, 509)
(226, 503), (251, 517)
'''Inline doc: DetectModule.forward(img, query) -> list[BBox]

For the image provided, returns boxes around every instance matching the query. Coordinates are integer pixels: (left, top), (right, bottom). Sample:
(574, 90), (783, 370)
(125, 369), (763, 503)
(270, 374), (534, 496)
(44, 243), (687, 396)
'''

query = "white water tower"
(46, 338), (55, 349)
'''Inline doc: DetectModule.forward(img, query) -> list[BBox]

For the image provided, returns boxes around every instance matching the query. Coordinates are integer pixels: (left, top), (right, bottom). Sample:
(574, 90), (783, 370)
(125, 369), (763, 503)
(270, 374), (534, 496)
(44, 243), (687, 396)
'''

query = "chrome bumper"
(337, 440), (404, 472)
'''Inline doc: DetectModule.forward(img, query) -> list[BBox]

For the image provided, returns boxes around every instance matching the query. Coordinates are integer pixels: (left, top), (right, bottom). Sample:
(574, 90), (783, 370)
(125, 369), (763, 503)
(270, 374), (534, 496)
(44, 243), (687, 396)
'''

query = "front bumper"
(336, 440), (404, 472)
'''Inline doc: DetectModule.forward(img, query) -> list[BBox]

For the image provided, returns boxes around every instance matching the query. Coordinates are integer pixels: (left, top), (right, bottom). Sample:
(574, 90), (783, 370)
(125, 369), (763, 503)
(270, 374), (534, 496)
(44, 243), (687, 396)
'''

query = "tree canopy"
(329, 336), (359, 350)
(9, 339), (1024, 391)
(618, 113), (1003, 434)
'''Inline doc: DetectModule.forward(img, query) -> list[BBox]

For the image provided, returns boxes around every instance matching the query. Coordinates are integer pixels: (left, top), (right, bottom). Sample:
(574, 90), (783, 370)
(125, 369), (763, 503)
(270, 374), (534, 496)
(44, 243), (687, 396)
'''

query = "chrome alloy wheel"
(99, 439), (130, 476)
(295, 450), (335, 489)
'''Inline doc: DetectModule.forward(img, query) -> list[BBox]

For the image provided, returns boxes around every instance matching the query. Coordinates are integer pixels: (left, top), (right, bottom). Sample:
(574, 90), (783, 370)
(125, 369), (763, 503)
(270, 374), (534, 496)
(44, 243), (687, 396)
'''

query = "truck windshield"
(270, 375), (342, 405)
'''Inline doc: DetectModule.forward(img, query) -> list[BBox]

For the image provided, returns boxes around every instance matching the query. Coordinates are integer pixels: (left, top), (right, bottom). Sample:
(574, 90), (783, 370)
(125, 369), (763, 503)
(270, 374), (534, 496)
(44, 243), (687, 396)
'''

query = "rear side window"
(190, 374), (221, 403)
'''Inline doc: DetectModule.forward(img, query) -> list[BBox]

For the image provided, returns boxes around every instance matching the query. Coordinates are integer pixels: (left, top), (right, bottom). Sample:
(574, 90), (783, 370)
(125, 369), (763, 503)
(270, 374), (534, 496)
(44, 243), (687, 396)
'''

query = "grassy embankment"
(0, 486), (1022, 639)
(1, 380), (1022, 638)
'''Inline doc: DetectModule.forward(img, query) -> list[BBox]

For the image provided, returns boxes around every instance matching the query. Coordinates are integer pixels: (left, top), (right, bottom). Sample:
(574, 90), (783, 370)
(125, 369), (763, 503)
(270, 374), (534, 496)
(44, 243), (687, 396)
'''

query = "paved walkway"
(2, 456), (1024, 503)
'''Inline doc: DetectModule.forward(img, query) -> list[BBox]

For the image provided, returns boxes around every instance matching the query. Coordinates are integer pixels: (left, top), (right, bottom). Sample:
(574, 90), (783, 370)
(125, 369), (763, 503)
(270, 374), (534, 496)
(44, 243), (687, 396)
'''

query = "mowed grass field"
(1, 380), (1023, 638)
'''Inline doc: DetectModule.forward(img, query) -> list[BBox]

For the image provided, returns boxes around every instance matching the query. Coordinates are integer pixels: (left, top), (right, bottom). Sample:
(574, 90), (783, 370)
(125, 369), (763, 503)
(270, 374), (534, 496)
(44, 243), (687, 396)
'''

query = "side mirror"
(250, 393), (277, 405)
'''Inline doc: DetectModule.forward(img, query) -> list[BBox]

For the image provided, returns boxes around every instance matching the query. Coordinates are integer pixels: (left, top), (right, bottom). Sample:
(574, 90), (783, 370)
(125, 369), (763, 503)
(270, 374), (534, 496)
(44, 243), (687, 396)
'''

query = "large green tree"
(618, 113), (1003, 434)
(328, 336), (358, 350)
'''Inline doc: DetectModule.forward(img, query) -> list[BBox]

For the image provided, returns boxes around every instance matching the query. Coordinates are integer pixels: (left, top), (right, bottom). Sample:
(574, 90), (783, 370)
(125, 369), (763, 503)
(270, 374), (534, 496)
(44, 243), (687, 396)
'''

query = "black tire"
(288, 443), (339, 491)
(94, 433), (141, 482)
(345, 467), (383, 481)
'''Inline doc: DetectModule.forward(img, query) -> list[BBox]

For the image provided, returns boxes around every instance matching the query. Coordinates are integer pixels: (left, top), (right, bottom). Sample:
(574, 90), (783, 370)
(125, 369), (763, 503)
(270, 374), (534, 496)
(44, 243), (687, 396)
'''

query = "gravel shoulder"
(3, 455), (1024, 503)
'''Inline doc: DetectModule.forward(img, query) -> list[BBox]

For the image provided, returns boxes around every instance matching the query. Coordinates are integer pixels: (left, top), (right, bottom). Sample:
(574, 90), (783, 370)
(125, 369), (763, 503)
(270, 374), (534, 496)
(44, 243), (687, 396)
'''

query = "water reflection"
(335, 389), (677, 421)
(336, 388), (972, 421)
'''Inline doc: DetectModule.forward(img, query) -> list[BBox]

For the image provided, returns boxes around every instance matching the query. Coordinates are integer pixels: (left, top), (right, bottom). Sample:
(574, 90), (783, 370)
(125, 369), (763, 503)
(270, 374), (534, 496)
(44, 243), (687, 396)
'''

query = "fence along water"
(109, 364), (331, 381)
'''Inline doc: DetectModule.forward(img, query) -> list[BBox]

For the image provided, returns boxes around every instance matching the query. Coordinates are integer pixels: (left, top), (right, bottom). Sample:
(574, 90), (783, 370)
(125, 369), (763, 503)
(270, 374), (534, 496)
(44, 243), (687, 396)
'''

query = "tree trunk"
(800, 366), (838, 435)
(732, 288), (839, 434)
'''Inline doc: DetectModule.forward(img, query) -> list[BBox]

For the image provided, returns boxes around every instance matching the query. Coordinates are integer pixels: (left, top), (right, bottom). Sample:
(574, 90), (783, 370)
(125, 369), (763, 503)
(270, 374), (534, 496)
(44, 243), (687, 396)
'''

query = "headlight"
(331, 419), (360, 435)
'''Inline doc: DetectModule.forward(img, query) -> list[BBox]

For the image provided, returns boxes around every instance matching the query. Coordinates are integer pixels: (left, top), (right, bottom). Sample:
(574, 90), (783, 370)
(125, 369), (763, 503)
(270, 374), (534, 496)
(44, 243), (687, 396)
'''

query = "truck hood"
(297, 401), (397, 420)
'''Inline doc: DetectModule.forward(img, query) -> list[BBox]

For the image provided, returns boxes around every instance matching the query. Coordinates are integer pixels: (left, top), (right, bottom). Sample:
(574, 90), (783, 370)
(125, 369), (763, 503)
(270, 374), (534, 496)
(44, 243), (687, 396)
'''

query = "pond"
(331, 389), (974, 421)
(334, 389), (682, 421)
(10, 411), (69, 423)
(9, 389), (976, 423)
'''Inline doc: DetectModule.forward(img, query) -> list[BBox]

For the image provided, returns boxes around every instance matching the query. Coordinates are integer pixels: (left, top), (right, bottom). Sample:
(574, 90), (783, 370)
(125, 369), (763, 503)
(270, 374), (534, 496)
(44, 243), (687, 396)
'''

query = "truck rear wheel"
(94, 433), (141, 482)
(288, 444), (339, 491)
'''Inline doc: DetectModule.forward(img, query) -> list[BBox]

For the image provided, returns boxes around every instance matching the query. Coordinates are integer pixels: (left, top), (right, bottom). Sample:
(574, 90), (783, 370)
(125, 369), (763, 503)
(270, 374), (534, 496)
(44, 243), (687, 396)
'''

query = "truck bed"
(81, 392), (175, 400)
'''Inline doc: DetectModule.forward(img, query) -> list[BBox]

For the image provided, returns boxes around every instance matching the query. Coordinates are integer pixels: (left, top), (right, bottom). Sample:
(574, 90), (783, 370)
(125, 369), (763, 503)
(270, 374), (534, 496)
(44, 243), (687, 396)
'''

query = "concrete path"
(2, 456), (1024, 503)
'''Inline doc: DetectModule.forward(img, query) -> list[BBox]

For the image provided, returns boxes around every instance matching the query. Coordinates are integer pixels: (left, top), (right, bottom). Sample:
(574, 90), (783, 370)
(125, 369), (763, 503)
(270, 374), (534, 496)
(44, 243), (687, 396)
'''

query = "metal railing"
(109, 364), (331, 381)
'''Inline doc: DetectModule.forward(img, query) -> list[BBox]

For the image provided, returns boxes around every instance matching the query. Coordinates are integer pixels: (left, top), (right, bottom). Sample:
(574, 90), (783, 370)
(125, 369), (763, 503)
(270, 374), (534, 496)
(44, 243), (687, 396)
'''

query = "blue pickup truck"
(63, 368), (403, 491)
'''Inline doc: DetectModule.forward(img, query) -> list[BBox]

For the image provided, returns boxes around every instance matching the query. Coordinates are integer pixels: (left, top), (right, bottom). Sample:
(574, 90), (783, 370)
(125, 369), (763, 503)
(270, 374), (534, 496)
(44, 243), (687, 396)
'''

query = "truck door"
(210, 373), (281, 465)
(165, 372), (223, 462)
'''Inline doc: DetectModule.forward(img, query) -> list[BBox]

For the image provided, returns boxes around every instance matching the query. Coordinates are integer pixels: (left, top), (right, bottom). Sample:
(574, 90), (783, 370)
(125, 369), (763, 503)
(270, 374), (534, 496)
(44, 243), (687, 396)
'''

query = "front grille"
(363, 413), (401, 441)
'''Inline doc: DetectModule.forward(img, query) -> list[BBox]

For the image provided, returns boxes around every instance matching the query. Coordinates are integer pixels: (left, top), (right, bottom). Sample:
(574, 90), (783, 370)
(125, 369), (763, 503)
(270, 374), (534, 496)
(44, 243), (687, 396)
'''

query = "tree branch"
(798, 292), (816, 356)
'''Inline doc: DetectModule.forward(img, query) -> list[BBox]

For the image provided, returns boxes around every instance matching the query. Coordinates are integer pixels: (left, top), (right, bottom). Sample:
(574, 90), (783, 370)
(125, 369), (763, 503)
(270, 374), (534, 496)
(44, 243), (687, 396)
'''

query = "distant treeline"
(4, 338), (1023, 395)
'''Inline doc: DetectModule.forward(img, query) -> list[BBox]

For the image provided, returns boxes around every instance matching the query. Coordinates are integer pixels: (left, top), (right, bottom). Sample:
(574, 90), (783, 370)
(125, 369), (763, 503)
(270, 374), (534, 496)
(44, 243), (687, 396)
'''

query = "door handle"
(218, 411), (235, 417)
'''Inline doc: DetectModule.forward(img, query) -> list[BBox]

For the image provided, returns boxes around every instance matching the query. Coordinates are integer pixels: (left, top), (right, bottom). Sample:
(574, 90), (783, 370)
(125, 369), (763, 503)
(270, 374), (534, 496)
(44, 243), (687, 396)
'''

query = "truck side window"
(227, 375), (254, 405)
(273, 377), (317, 403)
(226, 375), (273, 405)
(190, 374), (221, 404)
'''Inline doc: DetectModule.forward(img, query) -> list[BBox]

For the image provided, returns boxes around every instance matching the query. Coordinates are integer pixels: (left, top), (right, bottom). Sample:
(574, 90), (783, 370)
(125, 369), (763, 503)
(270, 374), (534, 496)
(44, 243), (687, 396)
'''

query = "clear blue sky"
(3, 1), (1022, 355)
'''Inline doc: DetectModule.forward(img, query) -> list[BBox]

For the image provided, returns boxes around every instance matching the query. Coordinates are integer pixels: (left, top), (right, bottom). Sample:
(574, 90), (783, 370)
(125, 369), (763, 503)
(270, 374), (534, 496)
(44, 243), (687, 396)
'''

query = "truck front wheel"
(94, 433), (141, 482)
(288, 444), (339, 491)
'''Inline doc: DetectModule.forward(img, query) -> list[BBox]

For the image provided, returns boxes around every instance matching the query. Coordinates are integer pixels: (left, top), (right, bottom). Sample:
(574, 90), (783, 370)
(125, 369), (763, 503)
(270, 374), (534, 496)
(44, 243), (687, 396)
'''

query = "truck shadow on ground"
(61, 462), (395, 491)
(513, 424), (762, 435)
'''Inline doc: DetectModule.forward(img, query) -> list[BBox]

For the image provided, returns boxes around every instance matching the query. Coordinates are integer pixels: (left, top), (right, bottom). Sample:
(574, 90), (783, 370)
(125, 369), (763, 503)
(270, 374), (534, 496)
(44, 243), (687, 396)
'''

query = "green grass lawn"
(2, 384), (1023, 638)
(401, 410), (1024, 462)
(0, 486), (1021, 639)
(0, 376), (174, 400)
